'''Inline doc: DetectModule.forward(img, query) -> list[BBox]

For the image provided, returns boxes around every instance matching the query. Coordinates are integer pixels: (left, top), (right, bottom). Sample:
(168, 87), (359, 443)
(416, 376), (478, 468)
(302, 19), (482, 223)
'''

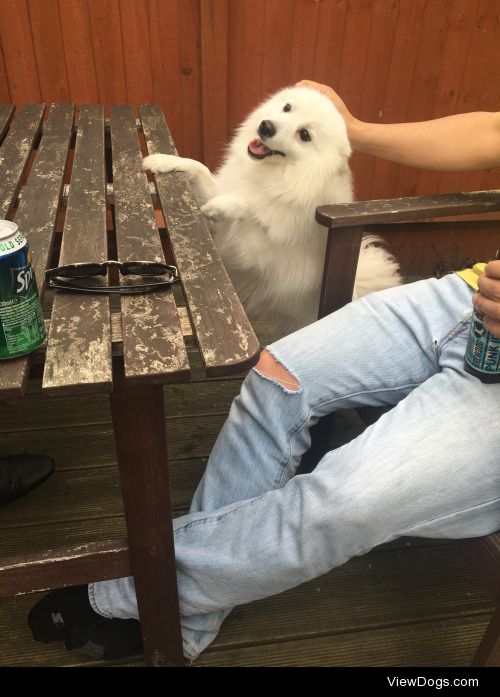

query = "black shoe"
(0, 454), (54, 505)
(65, 618), (143, 659)
(28, 586), (97, 643)
(29, 585), (143, 660)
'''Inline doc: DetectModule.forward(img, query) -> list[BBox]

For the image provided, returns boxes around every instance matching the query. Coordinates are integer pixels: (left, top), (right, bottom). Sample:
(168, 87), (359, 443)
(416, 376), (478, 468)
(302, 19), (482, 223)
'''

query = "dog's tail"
(353, 235), (402, 299)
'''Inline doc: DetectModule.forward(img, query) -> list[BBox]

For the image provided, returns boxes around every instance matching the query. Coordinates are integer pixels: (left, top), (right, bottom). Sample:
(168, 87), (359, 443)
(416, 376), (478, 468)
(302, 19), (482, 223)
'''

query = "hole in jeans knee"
(253, 349), (300, 392)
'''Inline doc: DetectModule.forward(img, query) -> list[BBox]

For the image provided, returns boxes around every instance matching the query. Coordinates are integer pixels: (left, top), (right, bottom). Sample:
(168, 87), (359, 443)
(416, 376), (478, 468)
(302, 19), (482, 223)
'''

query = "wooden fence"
(1, 0), (499, 270)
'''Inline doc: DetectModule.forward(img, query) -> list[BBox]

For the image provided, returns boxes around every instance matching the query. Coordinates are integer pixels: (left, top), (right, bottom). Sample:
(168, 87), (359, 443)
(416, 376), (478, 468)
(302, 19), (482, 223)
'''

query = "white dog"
(144, 86), (401, 335)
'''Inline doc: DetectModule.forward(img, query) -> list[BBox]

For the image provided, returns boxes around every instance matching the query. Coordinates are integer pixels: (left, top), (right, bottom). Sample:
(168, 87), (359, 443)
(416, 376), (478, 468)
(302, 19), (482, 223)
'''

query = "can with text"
(0, 220), (46, 359)
(464, 307), (500, 383)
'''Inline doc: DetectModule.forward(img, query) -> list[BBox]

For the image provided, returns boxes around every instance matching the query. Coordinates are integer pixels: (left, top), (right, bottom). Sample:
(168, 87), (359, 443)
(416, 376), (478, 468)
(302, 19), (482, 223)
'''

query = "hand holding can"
(464, 258), (500, 383)
(474, 259), (500, 339)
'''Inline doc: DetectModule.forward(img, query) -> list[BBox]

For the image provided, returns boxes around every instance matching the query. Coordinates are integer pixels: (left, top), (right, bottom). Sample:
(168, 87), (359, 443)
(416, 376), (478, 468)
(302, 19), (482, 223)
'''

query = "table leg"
(109, 363), (184, 666)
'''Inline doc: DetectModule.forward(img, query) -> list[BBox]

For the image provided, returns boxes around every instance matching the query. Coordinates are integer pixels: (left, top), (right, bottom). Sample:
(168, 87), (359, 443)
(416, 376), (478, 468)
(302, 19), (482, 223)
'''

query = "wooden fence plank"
(259, 0), (295, 98)
(147, 0), (183, 152)
(119, 0), (154, 108)
(0, 105), (14, 144)
(369, 0), (426, 200)
(58, 0), (99, 103)
(356, 0), (400, 202)
(288, 0), (320, 85)
(0, 50), (10, 103)
(27, 0), (71, 102)
(227, 0), (266, 132)
(201, 0), (228, 170)
(311, 0), (347, 89)
(177, 0), (203, 160)
(336, 0), (374, 121)
(0, 0), (41, 104)
(87, 0), (127, 107)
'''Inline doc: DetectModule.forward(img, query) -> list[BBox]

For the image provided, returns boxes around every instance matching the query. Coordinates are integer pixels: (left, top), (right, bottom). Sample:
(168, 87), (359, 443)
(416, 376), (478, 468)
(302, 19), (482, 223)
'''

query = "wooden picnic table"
(0, 103), (260, 666)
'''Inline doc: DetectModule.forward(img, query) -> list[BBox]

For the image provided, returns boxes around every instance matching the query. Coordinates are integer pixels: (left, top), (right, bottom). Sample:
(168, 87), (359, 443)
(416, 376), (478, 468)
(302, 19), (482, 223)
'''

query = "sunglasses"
(45, 260), (179, 295)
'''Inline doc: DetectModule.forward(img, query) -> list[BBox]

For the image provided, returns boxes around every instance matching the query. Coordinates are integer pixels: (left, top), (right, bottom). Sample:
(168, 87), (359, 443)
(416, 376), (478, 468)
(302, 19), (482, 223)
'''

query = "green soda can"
(0, 220), (46, 359)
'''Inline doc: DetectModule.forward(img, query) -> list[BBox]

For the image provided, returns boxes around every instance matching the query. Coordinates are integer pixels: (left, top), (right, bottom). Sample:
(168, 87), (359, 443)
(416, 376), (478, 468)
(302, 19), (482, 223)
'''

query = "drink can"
(464, 307), (500, 383)
(0, 220), (46, 359)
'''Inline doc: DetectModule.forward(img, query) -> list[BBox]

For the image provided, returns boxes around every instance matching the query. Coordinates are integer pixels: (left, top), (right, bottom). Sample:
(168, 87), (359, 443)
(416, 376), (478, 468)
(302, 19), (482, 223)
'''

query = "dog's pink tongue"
(248, 139), (271, 156)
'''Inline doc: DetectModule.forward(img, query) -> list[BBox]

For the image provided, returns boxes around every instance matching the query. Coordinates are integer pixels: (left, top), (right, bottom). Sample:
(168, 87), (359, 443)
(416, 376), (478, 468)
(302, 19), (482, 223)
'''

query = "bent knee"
(253, 349), (300, 392)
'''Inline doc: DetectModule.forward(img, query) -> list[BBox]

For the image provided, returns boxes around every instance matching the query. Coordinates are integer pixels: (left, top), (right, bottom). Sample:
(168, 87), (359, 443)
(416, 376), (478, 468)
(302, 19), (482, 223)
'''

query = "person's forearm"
(351, 113), (500, 171)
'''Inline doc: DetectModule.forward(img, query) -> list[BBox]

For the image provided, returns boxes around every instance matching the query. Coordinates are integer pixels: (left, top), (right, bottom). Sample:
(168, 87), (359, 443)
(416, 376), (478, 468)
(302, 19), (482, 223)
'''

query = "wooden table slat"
(16, 104), (75, 299)
(109, 106), (190, 383)
(0, 104), (75, 398)
(0, 104), (45, 218)
(43, 105), (113, 394)
(0, 105), (14, 145)
(139, 104), (260, 377)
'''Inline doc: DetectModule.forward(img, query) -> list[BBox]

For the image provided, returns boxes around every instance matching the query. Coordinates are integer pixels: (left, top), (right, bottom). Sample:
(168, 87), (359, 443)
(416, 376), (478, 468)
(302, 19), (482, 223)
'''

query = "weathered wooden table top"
(0, 103), (260, 399)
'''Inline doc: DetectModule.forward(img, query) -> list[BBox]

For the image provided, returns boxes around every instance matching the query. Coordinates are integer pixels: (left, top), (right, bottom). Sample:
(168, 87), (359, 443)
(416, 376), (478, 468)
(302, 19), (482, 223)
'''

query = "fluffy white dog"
(144, 86), (400, 335)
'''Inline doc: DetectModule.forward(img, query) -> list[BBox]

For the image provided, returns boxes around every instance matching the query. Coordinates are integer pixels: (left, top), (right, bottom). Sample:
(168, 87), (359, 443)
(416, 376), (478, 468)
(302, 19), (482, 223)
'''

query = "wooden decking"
(0, 323), (494, 667)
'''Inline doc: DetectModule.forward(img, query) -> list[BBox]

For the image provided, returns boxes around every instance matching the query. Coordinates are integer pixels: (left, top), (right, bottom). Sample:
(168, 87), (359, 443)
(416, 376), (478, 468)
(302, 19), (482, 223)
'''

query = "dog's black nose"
(258, 120), (276, 139)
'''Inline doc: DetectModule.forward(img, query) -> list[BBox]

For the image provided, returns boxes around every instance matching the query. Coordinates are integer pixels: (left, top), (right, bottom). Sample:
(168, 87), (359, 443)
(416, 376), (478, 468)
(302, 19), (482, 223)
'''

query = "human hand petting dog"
(475, 259), (500, 338)
(296, 79), (358, 133)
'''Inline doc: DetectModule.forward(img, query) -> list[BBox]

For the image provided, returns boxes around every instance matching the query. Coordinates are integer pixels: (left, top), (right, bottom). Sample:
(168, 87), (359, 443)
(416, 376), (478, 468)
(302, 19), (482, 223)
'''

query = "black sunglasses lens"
(121, 262), (170, 276)
(56, 263), (105, 278)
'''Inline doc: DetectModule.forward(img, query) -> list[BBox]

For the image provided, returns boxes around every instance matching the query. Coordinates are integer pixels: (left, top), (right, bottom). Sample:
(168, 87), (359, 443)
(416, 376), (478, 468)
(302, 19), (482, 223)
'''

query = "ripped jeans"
(89, 274), (500, 661)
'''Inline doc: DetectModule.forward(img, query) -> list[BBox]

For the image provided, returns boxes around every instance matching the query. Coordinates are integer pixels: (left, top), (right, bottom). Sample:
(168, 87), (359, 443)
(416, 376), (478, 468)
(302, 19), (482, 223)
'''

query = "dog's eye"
(283, 103), (291, 112)
(299, 128), (311, 142)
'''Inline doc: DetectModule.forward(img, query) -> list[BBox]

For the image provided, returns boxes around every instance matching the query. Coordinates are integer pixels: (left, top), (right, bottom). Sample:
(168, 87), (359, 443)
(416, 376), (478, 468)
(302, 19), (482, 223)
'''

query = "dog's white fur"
(144, 86), (401, 335)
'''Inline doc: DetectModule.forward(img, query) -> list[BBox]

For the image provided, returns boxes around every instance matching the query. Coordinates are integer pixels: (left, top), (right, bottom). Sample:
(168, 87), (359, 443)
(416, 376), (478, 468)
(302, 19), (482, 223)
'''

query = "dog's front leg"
(143, 154), (217, 205)
(201, 195), (251, 223)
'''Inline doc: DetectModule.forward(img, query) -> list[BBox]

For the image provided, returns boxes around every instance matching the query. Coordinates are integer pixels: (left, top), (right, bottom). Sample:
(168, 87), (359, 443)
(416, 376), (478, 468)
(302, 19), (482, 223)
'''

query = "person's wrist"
(346, 117), (370, 152)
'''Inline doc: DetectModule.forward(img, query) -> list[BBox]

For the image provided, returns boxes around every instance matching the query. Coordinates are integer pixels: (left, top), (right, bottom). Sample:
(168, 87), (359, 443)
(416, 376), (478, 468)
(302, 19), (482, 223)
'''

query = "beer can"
(0, 220), (46, 359)
(464, 307), (500, 383)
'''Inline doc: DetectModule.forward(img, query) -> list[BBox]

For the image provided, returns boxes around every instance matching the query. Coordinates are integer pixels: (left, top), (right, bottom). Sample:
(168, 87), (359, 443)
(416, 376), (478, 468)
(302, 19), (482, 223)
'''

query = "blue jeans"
(89, 274), (500, 661)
